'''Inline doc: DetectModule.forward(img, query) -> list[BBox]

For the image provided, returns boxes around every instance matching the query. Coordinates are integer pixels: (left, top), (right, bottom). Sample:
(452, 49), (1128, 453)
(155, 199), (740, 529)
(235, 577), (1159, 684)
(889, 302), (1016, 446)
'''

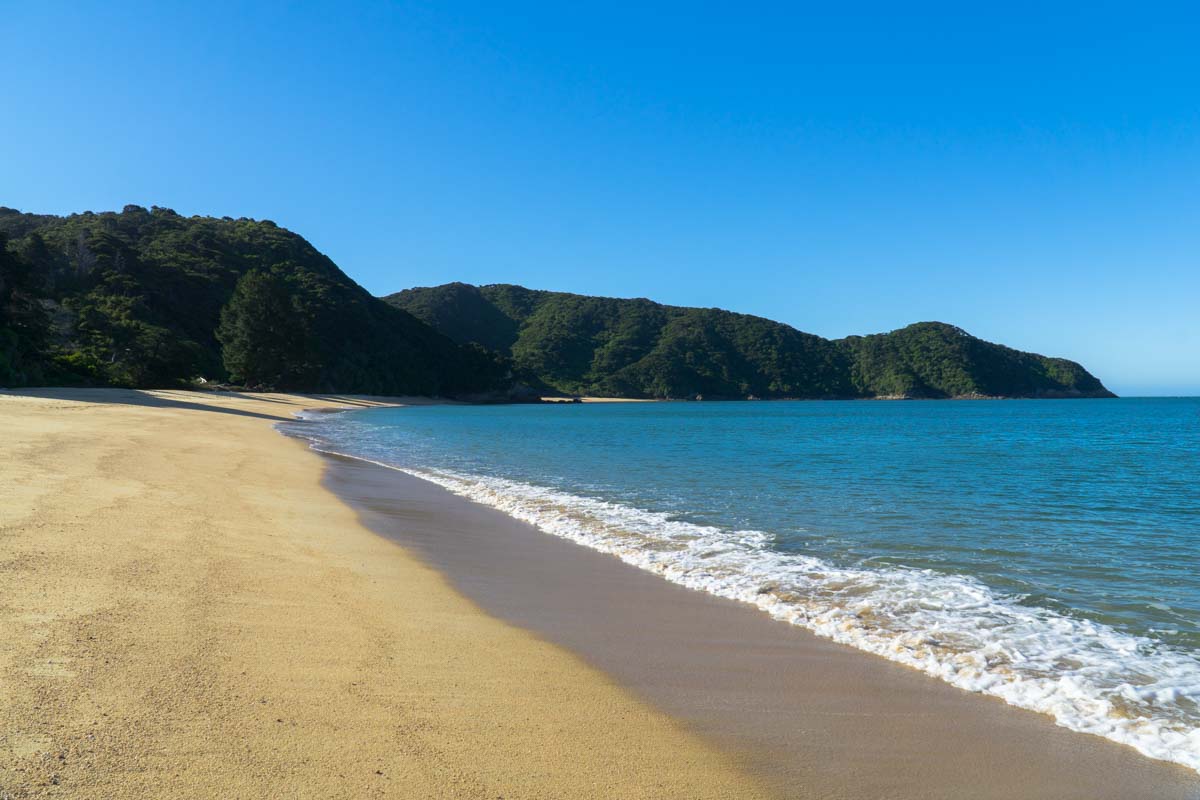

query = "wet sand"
(321, 452), (1200, 800)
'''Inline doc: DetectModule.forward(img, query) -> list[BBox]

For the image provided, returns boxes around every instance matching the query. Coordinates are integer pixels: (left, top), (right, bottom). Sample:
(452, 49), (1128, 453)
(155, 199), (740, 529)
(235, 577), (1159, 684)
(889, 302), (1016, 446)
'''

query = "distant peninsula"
(388, 283), (1116, 400)
(0, 206), (1113, 399)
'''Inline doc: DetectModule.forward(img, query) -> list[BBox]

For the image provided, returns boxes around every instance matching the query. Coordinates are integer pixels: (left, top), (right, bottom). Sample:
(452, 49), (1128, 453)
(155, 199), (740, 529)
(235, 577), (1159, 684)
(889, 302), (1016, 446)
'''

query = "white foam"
(287, 425), (1200, 773)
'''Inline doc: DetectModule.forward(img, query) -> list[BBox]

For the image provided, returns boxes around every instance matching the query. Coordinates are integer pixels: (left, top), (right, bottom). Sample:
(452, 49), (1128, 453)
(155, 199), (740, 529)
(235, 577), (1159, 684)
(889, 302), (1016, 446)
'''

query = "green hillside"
(0, 206), (507, 395)
(841, 322), (1112, 399)
(387, 283), (1114, 400)
(0, 206), (1113, 401)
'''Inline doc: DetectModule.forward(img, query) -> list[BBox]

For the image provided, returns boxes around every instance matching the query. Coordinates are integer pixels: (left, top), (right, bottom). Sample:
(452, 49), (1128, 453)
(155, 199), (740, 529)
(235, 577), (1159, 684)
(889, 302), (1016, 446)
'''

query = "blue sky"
(2, 2), (1197, 395)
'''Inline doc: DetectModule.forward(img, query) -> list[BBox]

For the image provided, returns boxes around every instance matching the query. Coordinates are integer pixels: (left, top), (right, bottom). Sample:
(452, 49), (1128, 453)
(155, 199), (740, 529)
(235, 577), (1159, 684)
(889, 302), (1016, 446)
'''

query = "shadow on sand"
(305, 395), (395, 408)
(0, 387), (289, 421)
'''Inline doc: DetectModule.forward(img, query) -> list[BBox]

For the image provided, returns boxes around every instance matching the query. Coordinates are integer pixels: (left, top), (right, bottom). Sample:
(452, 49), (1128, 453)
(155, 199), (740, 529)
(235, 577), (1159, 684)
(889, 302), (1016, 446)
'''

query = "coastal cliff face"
(388, 283), (1116, 400)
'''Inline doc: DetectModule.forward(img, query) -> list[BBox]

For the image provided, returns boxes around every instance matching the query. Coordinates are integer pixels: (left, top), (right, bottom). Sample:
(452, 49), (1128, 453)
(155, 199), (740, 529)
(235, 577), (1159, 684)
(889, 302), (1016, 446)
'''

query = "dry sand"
(0, 388), (767, 799)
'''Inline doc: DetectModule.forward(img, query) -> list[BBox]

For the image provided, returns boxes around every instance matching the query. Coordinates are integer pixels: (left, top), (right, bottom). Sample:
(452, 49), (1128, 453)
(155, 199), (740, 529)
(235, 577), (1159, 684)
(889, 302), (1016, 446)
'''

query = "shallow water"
(284, 398), (1200, 771)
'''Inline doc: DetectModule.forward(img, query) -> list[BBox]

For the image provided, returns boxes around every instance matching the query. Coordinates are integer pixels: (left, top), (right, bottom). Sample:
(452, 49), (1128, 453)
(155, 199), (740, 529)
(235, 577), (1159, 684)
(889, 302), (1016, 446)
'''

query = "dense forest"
(0, 206), (1114, 400)
(0, 207), (508, 396)
(388, 283), (1115, 399)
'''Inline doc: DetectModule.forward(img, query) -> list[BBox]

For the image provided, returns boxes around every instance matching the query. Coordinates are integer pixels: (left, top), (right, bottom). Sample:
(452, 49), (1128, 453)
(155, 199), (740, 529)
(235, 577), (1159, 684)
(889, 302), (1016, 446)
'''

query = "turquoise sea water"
(287, 398), (1200, 770)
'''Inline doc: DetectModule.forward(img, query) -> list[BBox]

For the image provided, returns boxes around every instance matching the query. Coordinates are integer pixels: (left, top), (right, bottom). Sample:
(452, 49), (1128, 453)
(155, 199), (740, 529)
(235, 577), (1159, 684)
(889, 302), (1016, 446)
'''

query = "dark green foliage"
(0, 203), (1112, 401)
(388, 284), (1115, 400)
(388, 284), (855, 398)
(839, 322), (1113, 398)
(216, 270), (312, 389)
(389, 281), (521, 354)
(0, 206), (508, 395)
(0, 233), (51, 386)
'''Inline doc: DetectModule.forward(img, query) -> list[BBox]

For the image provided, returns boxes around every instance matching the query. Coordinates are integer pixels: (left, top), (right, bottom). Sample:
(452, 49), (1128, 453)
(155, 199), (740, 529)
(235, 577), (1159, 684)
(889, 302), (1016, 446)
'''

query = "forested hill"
(0, 206), (1113, 401)
(0, 206), (507, 395)
(387, 283), (1115, 400)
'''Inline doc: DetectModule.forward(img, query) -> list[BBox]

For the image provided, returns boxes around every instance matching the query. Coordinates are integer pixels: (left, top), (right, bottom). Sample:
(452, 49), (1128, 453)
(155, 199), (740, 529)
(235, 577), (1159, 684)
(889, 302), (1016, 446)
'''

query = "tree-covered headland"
(0, 205), (1114, 400)
(388, 282), (1115, 400)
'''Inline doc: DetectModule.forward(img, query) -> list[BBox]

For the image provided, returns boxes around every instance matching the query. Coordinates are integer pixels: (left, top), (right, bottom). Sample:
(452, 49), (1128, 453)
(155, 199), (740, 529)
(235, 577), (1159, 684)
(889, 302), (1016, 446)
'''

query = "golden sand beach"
(5, 388), (1199, 800)
(0, 389), (765, 799)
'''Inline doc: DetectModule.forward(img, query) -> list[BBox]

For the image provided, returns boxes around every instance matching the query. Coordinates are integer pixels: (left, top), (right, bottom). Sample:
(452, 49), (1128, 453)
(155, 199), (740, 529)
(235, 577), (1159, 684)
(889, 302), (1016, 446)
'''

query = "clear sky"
(2, 2), (1197, 395)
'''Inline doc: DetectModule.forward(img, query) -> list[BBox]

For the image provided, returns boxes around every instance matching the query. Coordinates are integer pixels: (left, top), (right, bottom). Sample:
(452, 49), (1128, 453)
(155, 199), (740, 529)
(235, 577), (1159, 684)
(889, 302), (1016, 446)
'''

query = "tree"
(0, 234), (50, 386)
(216, 270), (311, 389)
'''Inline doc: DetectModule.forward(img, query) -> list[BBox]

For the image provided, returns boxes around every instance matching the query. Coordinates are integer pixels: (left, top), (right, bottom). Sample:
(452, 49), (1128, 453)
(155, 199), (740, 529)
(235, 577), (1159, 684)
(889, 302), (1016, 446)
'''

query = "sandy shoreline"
(6, 388), (1199, 799)
(320, 451), (1200, 799)
(0, 389), (765, 798)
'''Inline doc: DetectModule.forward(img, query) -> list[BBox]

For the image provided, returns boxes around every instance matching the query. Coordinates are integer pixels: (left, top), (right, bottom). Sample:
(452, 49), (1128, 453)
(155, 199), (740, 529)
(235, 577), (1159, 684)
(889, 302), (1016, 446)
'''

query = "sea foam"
(288, 419), (1200, 774)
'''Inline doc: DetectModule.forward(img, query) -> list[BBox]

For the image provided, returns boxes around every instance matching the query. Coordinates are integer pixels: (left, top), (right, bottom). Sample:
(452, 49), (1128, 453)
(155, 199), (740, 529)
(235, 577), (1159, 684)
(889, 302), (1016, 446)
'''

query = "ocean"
(283, 397), (1200, 771)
